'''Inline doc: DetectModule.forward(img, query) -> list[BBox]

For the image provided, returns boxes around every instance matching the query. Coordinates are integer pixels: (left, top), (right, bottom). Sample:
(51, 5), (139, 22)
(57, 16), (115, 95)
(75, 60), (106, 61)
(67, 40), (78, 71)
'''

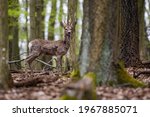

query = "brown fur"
(26, 21), (73, 72)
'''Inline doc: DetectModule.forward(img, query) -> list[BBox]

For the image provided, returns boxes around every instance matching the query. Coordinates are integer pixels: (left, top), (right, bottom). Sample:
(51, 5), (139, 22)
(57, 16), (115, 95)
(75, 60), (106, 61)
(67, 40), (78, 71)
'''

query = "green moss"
(116, 62), (146, 88)
(83, 72), (97, 86)
(70, 69), (80, 81)
(83, 72), (97, 100)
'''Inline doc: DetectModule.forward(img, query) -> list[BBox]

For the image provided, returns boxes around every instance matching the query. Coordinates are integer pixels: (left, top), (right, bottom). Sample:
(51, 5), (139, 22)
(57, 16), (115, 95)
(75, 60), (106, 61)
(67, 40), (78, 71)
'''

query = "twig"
(42, 58), (57, 70)
(134, 70), (150, 78)
(35, 58), (54, 68)
(8, 58), (25, 64)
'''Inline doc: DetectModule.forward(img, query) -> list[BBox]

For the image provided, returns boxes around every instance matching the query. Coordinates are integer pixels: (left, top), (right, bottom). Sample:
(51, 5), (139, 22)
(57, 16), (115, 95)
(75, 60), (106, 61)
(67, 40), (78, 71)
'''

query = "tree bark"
(44, 0), (57, 70)
(79, 0), (91, 76)
(8, 0), (20, 70)
(58, 0), (63, 39)
(48, 0), (57, 40)
(119, 0), (142, 67)
(138, 0), (147, 60)
(87, 0), (119, 84)
(68, 0), (78, 70)
(78, 0), (145, 87)
(36, 0), (44, 39)
(29, 0), (44, 70)
(0, 0), (13, 89)
(29, 0), (36, 40)
(25, 0), (29, 53)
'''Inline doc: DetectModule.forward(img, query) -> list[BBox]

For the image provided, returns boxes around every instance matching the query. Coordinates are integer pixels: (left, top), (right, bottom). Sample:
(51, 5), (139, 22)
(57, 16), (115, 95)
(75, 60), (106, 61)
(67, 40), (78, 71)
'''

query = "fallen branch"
(9, 57), (55, 69)
(134, 70), (150, 78)
(35, 58), (54, 68)
(8, 58), (25, 64)
(142, 61), (150, 68)
(42, 58), (57, 70)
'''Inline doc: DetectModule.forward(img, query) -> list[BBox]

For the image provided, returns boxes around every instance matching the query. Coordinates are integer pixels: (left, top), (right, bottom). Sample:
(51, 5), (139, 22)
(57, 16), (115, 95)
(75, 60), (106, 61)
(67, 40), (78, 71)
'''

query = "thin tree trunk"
(29, 0), (44, 70)
(138, 0), (147, 60)
(36, 0), (44, 39)
(44, 0), (57, 70)
(79, 0), (91, 76)
(8, 0), (20, 70)
(25, 0), (29, 53)
(58, 0), (63, 39)
(0, 0), (13, 89)
(68, 0), (78, 70)
(48, 0), (57, 40)
(29, 0), (36, 41)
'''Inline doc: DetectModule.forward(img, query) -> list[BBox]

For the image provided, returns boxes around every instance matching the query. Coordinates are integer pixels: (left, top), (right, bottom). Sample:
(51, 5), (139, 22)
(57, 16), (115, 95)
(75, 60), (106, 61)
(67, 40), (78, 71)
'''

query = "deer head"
(61, 20), (74, 36)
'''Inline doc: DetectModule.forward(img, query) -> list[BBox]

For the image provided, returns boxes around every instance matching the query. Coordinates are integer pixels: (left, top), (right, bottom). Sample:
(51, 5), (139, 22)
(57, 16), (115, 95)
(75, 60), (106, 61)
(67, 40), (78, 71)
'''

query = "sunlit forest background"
(10, 0), (82, 59)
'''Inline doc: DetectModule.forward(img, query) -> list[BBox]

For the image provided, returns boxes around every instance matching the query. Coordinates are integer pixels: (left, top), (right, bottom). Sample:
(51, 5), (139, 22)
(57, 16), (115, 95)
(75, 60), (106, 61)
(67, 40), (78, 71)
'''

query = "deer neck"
(63, 33), (71, 49)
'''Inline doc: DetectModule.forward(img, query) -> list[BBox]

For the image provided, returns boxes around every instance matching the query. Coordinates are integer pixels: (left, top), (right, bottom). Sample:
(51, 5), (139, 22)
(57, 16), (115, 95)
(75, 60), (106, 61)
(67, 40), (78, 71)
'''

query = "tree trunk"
(0, 0), (13, 89)
(8, 0), (20, 70)
(68, 0), (78, 70)
(79, 0), (91, 76)
(36, 0), (44, 39)
(44, 0), (57, 70)
(29, 0), (44, 70)
(119, 0), (142, 67)
(78, 0), (145, 87)
(25, 0), (29, 53)
(138, 0), (147, 60)
(48, 0), (57, 40)
(58, 0), (63, 39)
(87, 0), (119, 84)
(29, 0), (36, 40)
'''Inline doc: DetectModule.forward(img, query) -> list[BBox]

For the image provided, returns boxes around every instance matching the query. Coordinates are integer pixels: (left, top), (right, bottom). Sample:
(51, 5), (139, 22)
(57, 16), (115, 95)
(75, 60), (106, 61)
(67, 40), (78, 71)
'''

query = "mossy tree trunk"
(87, 0), (119, 85)
(79, 0), (145, 87)
(79, 0), (119, 84)
(0, 0), (13, 89)
(68, 0), (78, 71)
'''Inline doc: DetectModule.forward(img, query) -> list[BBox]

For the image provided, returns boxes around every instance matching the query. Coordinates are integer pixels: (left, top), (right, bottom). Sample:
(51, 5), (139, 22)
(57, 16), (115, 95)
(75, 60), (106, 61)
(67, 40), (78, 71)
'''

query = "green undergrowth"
(116, 62), (146, 88)
(70, 69), (80, 81)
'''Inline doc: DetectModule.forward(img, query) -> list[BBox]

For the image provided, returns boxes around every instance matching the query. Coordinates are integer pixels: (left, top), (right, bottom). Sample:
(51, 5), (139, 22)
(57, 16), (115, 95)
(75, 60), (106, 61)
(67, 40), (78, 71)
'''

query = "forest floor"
(0, 68), (150, 100)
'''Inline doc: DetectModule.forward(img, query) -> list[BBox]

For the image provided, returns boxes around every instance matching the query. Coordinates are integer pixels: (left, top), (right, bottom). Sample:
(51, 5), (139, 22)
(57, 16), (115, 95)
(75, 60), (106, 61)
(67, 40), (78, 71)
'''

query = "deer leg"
(57, 56), (62, 72)
(25, 51), (41, 75)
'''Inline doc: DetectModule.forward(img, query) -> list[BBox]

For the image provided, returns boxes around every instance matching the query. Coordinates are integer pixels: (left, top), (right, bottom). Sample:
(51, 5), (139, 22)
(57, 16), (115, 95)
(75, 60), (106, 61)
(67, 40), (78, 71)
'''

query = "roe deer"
(26, 20), (74, 73)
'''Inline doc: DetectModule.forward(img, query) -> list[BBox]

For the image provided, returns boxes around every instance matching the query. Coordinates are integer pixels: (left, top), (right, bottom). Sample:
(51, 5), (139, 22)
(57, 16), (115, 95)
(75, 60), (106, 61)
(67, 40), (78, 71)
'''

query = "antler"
(61, 20), (67, 27)
(68, 19), (72, 25)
